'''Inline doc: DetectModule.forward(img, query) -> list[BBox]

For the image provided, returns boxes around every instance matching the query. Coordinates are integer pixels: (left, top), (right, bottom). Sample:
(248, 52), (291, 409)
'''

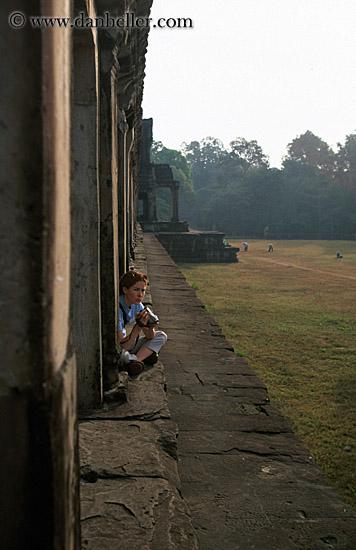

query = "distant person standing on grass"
(268, 243), (274, 252)
(243, 242), (249, 252)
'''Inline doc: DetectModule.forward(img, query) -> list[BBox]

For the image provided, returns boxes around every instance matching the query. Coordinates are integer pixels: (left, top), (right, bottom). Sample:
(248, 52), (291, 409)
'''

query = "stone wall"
(157, 231), (240, 263)
(0, 0), (152, 547)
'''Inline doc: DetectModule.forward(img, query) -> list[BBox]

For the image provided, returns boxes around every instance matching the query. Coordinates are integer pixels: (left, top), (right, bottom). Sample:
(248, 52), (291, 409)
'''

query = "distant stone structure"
(139, 118), (189, 232)
(157, 230), (239, 263)
(139, 119), (239, 262)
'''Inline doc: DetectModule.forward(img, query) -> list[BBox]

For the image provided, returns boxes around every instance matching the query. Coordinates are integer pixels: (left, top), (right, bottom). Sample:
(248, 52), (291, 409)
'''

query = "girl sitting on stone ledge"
(118, 270), (167, 377)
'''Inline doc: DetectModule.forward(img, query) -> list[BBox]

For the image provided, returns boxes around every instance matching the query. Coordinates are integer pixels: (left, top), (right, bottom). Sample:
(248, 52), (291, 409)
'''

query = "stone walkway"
(79, 233), (356, 550)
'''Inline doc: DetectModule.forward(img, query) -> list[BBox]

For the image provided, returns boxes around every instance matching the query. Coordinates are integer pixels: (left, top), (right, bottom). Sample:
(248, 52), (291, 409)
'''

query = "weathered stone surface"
(81, 364), (170, 421)
(177, 430), (312, 461)
(79, 419), (180, 487)
(104, 372), (129, 405)
(169, 407), (293, 433)
(80, 478), (198, 550)
(179, 453), (328, 488)
(195, 372), (268, 389)
(178, 383), (270, 405)
(179, 457), (356, 550)
(79, 363), (198, 549)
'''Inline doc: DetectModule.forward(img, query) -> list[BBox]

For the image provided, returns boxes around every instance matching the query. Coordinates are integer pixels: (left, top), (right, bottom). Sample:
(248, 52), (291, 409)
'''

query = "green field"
(180, 240), (356, 508)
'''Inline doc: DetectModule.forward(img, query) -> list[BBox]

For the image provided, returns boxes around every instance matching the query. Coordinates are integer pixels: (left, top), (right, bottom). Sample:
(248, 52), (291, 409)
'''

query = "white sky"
(142, 0), (356, 168)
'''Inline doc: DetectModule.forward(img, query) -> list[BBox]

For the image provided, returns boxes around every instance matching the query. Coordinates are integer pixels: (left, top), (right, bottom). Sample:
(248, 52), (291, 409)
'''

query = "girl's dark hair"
(119, 270), (148, 295)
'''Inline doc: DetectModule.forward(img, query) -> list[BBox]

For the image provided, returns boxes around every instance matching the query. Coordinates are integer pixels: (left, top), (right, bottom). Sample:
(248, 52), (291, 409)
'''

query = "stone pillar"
(97, 31), (122, 387)
(117, 120), (136, 262)
(117, 113), (128, 278)
(127, 129), (136, 260)
(0, 0), (80, 547)
(116, 57), (140, 274)
(171, 181), (180, 222)
(139, 117), (157, 224)
(148, 186), (158, 221)
(72, 21), (102, 409)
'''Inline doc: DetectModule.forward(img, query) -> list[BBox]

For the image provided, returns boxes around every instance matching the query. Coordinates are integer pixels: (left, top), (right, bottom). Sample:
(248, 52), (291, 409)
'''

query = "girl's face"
(122, 281), (146, 306)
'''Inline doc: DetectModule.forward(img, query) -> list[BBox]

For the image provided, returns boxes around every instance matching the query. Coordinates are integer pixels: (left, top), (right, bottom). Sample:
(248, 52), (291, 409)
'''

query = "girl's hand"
(136, 309), (150, 327)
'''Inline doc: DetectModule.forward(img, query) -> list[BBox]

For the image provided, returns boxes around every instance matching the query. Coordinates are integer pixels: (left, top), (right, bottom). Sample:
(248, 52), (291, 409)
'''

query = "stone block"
(79, 419), (180, 487)
(92, 363), (170, 421)
(80, 478), (198, 550)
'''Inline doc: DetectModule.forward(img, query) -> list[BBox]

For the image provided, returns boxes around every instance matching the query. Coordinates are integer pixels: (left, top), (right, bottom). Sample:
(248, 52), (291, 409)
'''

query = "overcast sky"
(142, 0), (356, 168)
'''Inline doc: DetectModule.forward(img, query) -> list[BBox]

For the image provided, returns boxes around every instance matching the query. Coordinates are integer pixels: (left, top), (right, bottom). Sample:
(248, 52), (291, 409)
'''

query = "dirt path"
(257, 256), (356, 280)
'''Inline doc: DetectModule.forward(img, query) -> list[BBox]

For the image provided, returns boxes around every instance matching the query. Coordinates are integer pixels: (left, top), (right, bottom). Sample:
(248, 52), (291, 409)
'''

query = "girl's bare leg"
(136, 347), (154, 362)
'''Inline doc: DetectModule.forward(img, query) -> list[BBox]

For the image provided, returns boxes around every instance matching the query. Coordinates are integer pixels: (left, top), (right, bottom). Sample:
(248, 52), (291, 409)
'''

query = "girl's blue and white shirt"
(119, 295), (144, 337)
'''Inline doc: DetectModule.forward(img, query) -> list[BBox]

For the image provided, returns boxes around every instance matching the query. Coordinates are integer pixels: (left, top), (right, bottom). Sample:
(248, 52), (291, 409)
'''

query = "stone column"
(139, 118), (157, 224)
(72, 23), (102, 409)
(117, 52), (140, 273)
(0, 0), (80, 547)
(97, 31), (122, 387)
(148, 185), (158, 221)
(117, 111), (129, 278)
(127, 130), (136, 260)
(171, 181), (180, 222)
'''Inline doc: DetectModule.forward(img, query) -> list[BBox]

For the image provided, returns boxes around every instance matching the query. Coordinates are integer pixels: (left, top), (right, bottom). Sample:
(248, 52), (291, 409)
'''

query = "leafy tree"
(181, 136), (271, 229)
(280, 158), (356, 238)
(150, 133), (356, 238)
(336, 132), (356, 191)
(201, 167), (282, 235)
(228, 137), (270, 170)
(181, 137), (227, 190)
(284, 130), (336, 177)
(178, 137), (228, 226)
(201, 184), (249, 234)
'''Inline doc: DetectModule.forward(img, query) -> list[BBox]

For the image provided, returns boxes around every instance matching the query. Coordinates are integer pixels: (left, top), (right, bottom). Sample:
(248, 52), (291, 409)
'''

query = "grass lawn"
(180, 239), (356, 508)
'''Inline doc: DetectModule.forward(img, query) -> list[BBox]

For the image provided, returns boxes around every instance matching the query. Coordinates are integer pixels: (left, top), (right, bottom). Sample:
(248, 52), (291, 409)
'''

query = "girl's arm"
(142, 324), (157, 340)
(119, 324), (141, 350)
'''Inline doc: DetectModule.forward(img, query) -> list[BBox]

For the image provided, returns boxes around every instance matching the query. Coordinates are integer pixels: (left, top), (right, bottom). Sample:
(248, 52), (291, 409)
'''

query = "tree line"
(151, 131), (356, 239)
